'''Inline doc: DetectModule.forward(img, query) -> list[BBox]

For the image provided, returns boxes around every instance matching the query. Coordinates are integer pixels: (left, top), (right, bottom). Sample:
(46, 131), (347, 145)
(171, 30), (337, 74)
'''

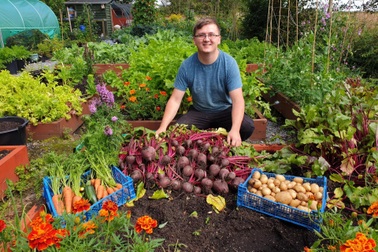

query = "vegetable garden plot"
(43, 166), (136, 219)
(237, 168), (327, 231)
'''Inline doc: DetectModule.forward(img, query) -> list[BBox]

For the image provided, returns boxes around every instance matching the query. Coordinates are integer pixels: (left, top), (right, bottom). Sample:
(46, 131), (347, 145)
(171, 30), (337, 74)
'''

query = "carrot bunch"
(91, 178), (123, 200)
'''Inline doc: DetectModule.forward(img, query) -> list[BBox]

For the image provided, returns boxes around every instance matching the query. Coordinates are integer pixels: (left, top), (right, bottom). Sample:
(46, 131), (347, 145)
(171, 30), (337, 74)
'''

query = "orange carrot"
(96, 185), (105, 200)
(106, 187), (115, 195)
(94, 179), (101, 191)
(103, 188), (109, 198)
(62, 186), (73, 213)
(52, 194), (64, 215)
(90, 179), (95, 186)
(115, 183), (123, 190)
(72, 194), (82, 204)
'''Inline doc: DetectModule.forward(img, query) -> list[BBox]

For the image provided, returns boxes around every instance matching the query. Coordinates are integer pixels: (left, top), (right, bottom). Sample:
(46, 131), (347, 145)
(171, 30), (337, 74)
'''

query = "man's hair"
(193, 17), (221, 36)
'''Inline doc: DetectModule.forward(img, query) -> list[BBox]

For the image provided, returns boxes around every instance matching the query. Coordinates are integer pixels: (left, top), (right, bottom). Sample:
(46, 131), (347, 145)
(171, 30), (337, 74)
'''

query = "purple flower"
(89, 101), (97, 114)
(104, 125), (113, 136)
(96, 83), (115, 107)
(111, 116), (118, 122)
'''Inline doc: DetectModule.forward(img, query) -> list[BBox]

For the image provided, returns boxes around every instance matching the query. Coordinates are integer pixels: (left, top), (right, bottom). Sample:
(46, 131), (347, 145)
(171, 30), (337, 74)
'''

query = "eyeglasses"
(194, 33), (220, 39)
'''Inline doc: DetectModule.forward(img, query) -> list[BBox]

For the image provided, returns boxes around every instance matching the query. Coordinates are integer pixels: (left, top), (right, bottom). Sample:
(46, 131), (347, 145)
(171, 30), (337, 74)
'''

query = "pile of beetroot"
(118, 127), (255, 195)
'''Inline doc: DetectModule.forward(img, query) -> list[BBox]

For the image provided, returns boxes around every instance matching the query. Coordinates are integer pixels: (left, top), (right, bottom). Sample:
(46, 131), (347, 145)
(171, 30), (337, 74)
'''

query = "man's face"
(193, 24), (221, 54)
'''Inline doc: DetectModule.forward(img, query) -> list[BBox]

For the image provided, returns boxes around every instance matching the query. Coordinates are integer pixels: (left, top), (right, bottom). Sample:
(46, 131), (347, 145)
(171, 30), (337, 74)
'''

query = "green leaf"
(149, 188), (169, 199)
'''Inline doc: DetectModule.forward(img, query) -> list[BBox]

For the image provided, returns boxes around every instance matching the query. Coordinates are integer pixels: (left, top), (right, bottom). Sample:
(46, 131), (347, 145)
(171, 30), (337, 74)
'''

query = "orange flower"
(120, 104), (126, 109)
(28, 223), (67, 251)
(139, 83), (146, 88)
(303, 246), (313, 252)
(327, 245), (337, 251)
(72, 199), (91, 213)
(153, 94), (159, 99)
(135, 215), (158, 234)
(98, 201), (118, 222)
(145, 87), (150, 92)
(29, 212), (54, 229)
(156, 106), (161, 111)
(340, 232), (376, 252)
(129, 96), (137, 102)
(78, 221), (97, 238)
(186, 96), (192, 102)
(160, 91), (167, 96)
(129, 89), (136, 95)
(0, 219), (6, 232)
(367, 201), (378, 217)
(124, 81), (130, 86)
(146, 76), (152, 81)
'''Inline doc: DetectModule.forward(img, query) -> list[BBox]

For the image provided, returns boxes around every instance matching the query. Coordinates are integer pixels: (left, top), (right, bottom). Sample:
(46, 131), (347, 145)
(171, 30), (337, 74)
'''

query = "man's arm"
(228, 87), (245, 146)
(155, 88), (185, 136)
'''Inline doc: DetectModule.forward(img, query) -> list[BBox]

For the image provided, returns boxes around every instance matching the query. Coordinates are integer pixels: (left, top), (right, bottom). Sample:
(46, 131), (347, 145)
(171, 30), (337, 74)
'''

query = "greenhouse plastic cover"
(0, 0), (60, 47)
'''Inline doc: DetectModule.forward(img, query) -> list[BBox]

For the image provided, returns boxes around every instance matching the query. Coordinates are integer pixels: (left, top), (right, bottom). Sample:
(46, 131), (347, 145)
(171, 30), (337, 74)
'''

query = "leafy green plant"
(87, 42), (133, 64)
(0, 71), (84, 125)
(0, 46), (30, 69)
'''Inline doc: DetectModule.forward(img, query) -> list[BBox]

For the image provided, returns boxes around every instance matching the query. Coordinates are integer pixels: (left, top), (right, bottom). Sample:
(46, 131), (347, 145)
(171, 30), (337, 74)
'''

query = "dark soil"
(123, 187), (318, 252)
(0, 121), (21, 132)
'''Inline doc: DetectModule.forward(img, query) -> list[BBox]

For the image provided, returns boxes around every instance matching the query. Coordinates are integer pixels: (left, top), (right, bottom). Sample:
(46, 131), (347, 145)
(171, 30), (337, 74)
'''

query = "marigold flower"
(303, 246), (313, 252)
(102, 201), (118, 212)
(78, 221), (97, 238)
(153, 94), (159, 99)
(72, 199), (91, 213)
(126, 210), (131, 219)
(98, 201), (118, 222)
(29, 212), (54, 229)
(327, 245), (337, 251)
(120, 104), (126, 109)
(156, 106), (161, 111)
(135, 215), (158, 234)
(367, 201), (378, 217)
(145, 87), (150, 92)
(0, 219), (6, 232)
(186, 96), (193, 102)
(28, 223), (67, 251)
(129, 96), (137, 102)
(146, 76), (152, 81)
(160, 91), (167, 96)
(139, 83), (146, 88)
(340, 232), (376, 252)
(129, 89), (136, 95)
(124, 81), (130, 86)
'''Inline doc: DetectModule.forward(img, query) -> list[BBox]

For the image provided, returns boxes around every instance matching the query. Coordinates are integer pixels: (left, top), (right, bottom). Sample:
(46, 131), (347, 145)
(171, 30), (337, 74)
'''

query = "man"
(155, 17), (254, 147)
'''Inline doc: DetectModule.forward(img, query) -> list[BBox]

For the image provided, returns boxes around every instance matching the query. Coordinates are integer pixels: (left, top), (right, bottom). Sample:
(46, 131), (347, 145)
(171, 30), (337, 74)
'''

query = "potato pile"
(247, 170), (324, 213)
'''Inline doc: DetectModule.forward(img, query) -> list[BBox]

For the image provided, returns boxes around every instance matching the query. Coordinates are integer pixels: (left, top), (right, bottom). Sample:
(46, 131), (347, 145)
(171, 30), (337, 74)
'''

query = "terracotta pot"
(251, 144), (285, 153)
(93, 63), (129, 76)
(0, 145), (29, 199)
(246, 63), (267, 74)
(26, 114), (84, 141)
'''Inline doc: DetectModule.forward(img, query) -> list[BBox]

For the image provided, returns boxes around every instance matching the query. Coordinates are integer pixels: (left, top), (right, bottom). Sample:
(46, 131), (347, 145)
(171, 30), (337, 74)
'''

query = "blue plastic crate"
(237, 168), (327, 231)
(43, 165), (136, 220)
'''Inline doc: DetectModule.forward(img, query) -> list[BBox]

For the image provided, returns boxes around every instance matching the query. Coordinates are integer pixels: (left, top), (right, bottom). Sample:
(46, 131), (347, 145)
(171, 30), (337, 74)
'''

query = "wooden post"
(59, 9), (64, 40)
(67, 7), (72, 32)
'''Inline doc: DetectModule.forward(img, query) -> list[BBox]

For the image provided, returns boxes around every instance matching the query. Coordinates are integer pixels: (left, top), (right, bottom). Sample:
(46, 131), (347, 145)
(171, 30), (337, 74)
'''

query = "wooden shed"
(65, 0), (132, 37)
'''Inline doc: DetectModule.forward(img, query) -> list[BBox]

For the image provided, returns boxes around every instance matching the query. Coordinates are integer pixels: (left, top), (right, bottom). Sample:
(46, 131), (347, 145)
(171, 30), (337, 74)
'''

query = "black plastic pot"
(0, 116), (29, 145)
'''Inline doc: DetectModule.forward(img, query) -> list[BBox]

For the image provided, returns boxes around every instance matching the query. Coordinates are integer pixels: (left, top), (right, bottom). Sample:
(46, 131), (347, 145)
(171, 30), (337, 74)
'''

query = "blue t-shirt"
(174, 50), (242, 112)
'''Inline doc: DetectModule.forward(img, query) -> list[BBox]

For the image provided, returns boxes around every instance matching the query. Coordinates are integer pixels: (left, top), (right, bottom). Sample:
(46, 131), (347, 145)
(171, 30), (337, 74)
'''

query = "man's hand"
(227, 130), (242, 147)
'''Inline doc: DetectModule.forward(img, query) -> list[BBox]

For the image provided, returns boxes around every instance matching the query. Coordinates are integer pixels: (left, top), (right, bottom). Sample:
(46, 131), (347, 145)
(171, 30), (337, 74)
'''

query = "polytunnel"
(0, 0), (60, 47)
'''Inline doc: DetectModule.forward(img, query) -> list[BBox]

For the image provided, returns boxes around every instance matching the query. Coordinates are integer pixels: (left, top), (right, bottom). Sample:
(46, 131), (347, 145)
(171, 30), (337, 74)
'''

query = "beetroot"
(201, 177), (213, 189)
(176, 145), (186, 156)
(171, 180), (182, 191)
(197, 153), (207, 168)
(160, 155), (171, 166)
(221, 158), (230, 167)
(126, 155), (136, 165)
(141, 146), (156, 162)
(187, 149), (199, 161)
(218, 168), (230, 180)
(159, 176), (171, 188)
(183, 165), (194, 177)
(130, 169), (143, 182)
(194, 168), (205, 180)
(182, 182), (194, 193)
(209, 164), (220, 177)
(177, 156), (190, 169)
(226, 171), (236, 181)
(193, 186), (202, 194)
(212, 179), (229, 194)
(230, 177), (245, 189)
